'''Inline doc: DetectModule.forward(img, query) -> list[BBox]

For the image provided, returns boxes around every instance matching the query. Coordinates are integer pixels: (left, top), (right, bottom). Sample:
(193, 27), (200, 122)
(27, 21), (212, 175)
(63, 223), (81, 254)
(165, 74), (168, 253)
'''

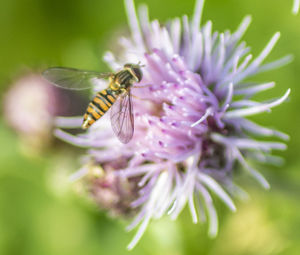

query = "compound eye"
(132, 67), (143, 82)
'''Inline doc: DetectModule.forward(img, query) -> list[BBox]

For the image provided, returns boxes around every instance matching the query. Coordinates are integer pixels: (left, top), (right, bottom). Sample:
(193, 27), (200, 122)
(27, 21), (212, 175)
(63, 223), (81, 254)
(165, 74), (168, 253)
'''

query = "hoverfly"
(42, 63), (143, 143)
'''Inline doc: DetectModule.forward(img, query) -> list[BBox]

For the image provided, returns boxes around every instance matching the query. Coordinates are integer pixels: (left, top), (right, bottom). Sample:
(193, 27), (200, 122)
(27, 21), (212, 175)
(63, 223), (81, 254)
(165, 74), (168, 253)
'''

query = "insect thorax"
(115, 70), (135, 87)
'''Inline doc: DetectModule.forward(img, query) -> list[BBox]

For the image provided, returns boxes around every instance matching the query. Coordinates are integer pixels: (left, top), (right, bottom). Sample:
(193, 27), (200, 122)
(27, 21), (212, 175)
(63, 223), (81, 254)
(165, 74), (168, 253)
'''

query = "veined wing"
(42, 67), (113, 90)
(110, 90), (134, 144)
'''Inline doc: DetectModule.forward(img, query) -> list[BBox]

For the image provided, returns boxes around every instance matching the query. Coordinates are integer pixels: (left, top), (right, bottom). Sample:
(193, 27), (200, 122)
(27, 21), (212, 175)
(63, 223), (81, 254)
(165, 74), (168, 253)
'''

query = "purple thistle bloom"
(3, 73), (88, 153)
(4, 74), (78, 152)
(55, 0), (291, 249)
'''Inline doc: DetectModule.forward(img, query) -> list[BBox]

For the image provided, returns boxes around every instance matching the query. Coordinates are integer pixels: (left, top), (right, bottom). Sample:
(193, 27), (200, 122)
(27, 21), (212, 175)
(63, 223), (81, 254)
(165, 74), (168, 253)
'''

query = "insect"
(42, 63), (143, 143)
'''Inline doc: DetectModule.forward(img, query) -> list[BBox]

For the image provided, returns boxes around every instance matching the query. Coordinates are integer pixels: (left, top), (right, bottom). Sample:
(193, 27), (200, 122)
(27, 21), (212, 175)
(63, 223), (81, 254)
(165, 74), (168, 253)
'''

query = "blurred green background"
(0, 0), (299, 254)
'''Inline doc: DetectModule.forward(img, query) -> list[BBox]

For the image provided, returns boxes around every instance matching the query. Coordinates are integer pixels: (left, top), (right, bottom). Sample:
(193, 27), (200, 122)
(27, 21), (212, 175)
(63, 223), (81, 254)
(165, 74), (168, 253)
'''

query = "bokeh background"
(0, 0), (299, 254)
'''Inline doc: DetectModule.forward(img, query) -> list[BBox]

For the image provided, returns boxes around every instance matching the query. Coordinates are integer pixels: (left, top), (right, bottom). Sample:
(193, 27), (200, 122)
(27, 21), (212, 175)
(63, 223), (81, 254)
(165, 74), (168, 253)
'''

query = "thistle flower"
(55, 0), (291, 249)
(3, 74), (87, 153)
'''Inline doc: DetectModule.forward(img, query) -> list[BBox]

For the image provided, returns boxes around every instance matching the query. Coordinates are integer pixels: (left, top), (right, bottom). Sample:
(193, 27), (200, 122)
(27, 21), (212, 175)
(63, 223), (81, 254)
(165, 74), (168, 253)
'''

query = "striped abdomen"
(82, 89), (117, 129)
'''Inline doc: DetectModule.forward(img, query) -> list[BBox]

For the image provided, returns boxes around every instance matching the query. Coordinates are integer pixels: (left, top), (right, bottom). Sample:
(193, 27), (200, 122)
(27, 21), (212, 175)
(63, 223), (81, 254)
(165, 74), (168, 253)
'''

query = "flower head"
(55, 0), (290, 249)
(3, 74), (87, 153)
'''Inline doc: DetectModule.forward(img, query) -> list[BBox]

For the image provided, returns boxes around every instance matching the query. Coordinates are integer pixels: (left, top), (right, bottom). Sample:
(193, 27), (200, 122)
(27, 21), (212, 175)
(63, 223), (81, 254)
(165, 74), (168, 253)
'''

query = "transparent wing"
(42, 67), (113, 90)
(110, 90), (134, 144)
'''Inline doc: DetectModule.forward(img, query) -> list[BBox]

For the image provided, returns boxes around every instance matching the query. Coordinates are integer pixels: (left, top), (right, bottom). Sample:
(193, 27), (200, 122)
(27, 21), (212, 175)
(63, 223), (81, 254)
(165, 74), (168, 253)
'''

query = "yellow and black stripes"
(115, 70), (132, 86)
(81, 67), (140, 130)
(82, 89), (117, 129)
